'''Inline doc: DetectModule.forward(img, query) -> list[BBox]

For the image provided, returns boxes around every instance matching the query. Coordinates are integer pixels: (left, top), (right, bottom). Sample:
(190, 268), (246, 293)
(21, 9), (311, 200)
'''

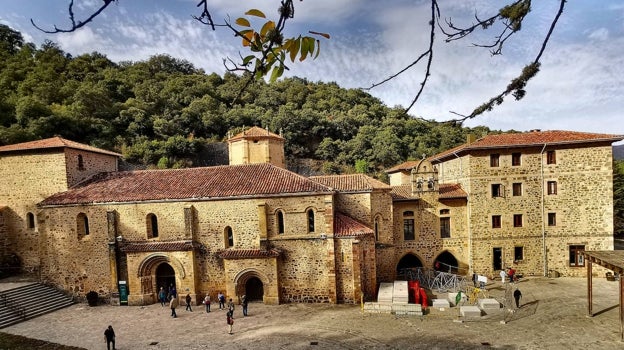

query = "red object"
(408, 281), (421, 304)
(419, 288), (428, 309)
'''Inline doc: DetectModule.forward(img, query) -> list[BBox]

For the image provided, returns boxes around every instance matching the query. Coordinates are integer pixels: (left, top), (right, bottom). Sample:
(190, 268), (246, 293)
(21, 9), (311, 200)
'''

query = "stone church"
(0, 127), (621, 305)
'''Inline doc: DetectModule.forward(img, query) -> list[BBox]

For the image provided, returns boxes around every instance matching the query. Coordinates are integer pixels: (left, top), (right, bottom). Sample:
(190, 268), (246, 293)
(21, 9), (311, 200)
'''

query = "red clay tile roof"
(431, 130), (624, 162)
(439, 183), (467, 199)
(390, 183), (466, 200)
(385, 160), (421, 174)
(119, 240), (197, 253)
(228, 126), (284, 142)
(39, 163), (333, 206)
(0, 136), (122, 157)
(219, 248), (281, 259)
(310, 174), (391, 192)
(390, 185), (414, 201)
(334, 212), (373, 237)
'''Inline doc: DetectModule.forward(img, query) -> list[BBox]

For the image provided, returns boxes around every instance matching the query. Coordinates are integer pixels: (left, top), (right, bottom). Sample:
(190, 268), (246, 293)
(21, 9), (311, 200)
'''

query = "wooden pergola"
(583, 251), (624, 341)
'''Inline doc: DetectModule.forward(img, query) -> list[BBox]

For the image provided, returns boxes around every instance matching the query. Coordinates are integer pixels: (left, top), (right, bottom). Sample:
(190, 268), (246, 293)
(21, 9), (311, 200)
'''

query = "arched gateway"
(234, 269), (268, 302)
(396, 253), (423, 278)
(136, 254), (186, 303)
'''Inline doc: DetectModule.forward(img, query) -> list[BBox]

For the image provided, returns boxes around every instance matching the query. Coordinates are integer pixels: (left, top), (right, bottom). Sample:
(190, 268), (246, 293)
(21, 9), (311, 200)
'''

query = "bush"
(86, 291), (99, 306)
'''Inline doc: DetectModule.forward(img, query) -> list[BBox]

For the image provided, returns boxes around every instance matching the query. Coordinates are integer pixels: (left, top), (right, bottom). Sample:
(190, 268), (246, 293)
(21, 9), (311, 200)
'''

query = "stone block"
(393, 281), (409, 304)
(478, 298), (501, 310)
(448, 292), (466, 306)
(378, 282), (394, 303)
(460, 305), (482, 318)
(432, 298), (450, 309)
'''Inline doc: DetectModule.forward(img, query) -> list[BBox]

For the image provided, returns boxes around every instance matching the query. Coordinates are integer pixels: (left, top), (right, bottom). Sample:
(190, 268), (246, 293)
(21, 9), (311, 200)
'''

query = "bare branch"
(192, 0), (216, 30)
(364, 1), (439, 114)
(439, 0), (530, 55)
(31, 0), (116, 33)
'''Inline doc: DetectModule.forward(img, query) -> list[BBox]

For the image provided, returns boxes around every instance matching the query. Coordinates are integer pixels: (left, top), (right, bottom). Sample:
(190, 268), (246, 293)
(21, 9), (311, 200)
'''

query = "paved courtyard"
(1, 276), (623, 349)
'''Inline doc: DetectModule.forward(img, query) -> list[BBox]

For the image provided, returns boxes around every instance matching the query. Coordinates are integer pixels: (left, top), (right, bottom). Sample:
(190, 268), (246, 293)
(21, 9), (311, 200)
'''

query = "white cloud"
(587, 28), (609, 41)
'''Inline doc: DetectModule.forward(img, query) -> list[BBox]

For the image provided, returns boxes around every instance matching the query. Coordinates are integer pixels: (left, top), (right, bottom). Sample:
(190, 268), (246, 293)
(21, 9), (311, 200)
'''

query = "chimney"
(466, 134), (476, 144)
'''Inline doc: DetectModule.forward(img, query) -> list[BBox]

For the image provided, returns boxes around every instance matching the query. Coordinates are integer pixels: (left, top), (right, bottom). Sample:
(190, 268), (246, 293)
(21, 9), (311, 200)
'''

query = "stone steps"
(0, 282), (75, 329)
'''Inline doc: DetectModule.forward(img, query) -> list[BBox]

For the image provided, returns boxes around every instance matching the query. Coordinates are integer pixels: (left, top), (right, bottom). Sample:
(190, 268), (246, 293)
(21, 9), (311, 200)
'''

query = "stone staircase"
(0, 283), (75, 328)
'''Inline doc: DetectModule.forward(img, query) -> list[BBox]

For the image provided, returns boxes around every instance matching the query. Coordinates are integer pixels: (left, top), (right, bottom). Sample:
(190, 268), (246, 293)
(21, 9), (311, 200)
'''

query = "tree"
(35, 1), (566, 124)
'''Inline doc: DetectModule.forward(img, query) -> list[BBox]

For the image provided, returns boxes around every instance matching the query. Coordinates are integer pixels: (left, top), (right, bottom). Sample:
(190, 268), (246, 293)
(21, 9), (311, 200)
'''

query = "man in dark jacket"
(104, 325), (115, 350)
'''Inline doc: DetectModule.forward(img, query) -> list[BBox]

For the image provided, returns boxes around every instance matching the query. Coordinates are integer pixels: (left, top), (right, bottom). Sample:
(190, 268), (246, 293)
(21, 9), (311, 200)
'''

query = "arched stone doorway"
(396, 253), (423, 279)
(234, 269), (267, 303)
(434, 251), (459, 274)
(245, 277), (264, 301)
(136, 254), (186, 304)
(155, 263), (176, 297)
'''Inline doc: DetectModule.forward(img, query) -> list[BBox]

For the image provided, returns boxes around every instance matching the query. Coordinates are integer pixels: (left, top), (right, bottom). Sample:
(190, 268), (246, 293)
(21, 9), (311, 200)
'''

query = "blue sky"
(2, 1), (623, 137)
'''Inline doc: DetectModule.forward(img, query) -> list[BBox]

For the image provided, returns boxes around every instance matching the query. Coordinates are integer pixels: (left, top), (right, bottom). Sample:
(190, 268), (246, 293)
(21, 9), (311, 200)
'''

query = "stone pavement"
(1, 276), (623, 349)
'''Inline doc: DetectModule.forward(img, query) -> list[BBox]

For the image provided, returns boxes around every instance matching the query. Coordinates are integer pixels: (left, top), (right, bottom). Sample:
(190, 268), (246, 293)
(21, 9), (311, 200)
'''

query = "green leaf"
(299, 37), (309, 61)
(235, 18), (251, 27)
(260, 21), (275, 38)
(242, 55), (254, 66)
(288, 38), (300, 62)
(314, 39), (320, 59)
(245, 9), (266, 18)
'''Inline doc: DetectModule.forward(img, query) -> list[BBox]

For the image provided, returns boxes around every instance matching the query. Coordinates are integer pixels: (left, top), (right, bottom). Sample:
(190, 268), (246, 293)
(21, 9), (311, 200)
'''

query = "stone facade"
(1, 129), (621, 307)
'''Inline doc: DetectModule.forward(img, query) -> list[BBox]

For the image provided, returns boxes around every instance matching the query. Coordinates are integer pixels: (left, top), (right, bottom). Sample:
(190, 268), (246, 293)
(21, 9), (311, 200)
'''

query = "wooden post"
(587, 260), (592, 317)
(620, 274), (624, 341)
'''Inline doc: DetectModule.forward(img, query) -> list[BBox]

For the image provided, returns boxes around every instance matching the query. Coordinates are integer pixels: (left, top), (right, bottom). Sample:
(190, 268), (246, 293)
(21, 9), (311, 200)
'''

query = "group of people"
(500, 267), (517, 283)
(104, 288), (250, 346)
(162, 287), (249, 334)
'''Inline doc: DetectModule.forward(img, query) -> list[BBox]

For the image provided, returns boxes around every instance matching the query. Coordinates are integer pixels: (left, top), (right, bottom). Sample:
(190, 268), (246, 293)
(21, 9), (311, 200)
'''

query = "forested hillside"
(1, 24), (495, 177)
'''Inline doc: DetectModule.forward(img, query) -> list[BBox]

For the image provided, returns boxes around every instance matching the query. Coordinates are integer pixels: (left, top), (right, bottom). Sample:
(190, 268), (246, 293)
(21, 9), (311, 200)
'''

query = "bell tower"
(227, 126), (285, 168)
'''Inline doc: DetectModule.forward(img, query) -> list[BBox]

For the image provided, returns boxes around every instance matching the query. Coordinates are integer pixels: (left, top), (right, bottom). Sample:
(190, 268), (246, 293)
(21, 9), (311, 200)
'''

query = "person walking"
(203, 294), (211, 313)
(218, 292), (225, 310)
(158, 287), (166, 307)
(513, 288), (522, 308)
(185, 293), (193, 312)
(241, 295), (248, 316)
(104, 325), (116, 350)
(226, 310), (234, 334)
(227, 298), (235, 313)
(500, 269), (507, 284)
(170, 295), (178, 318)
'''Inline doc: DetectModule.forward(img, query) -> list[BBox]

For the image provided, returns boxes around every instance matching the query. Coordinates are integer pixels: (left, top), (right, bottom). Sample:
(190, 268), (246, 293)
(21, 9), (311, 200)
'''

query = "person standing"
(185, 293), (193, 312)
(170, 295), (178, 318)
(226, 310), (234, 334)
(500, 269), (507, 284)
(218, 291), (225, 310)
(158, 287), (166, 307)
(508, 267), (516, 283)
(203, 294), (211, 313)
(513, 288), (522, 308)
(241, 295), (248, 316)
(104, 325), (116, 350)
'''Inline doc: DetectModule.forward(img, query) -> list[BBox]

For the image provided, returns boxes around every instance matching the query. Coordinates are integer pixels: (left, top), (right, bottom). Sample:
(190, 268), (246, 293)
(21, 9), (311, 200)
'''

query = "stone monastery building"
(0, 127), (622, 306)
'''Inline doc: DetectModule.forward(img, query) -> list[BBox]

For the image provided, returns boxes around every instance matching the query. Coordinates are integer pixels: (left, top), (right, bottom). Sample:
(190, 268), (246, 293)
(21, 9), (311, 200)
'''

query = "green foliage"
(0, 26), (496, 175)
(354, 159), (370, 174)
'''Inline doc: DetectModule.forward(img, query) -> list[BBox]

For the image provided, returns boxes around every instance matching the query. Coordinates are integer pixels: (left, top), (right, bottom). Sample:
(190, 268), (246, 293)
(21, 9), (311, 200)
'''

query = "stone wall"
(0, 149), (117, 270)
(36, 192), (349, 304)
(445, 143), (615, 277)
